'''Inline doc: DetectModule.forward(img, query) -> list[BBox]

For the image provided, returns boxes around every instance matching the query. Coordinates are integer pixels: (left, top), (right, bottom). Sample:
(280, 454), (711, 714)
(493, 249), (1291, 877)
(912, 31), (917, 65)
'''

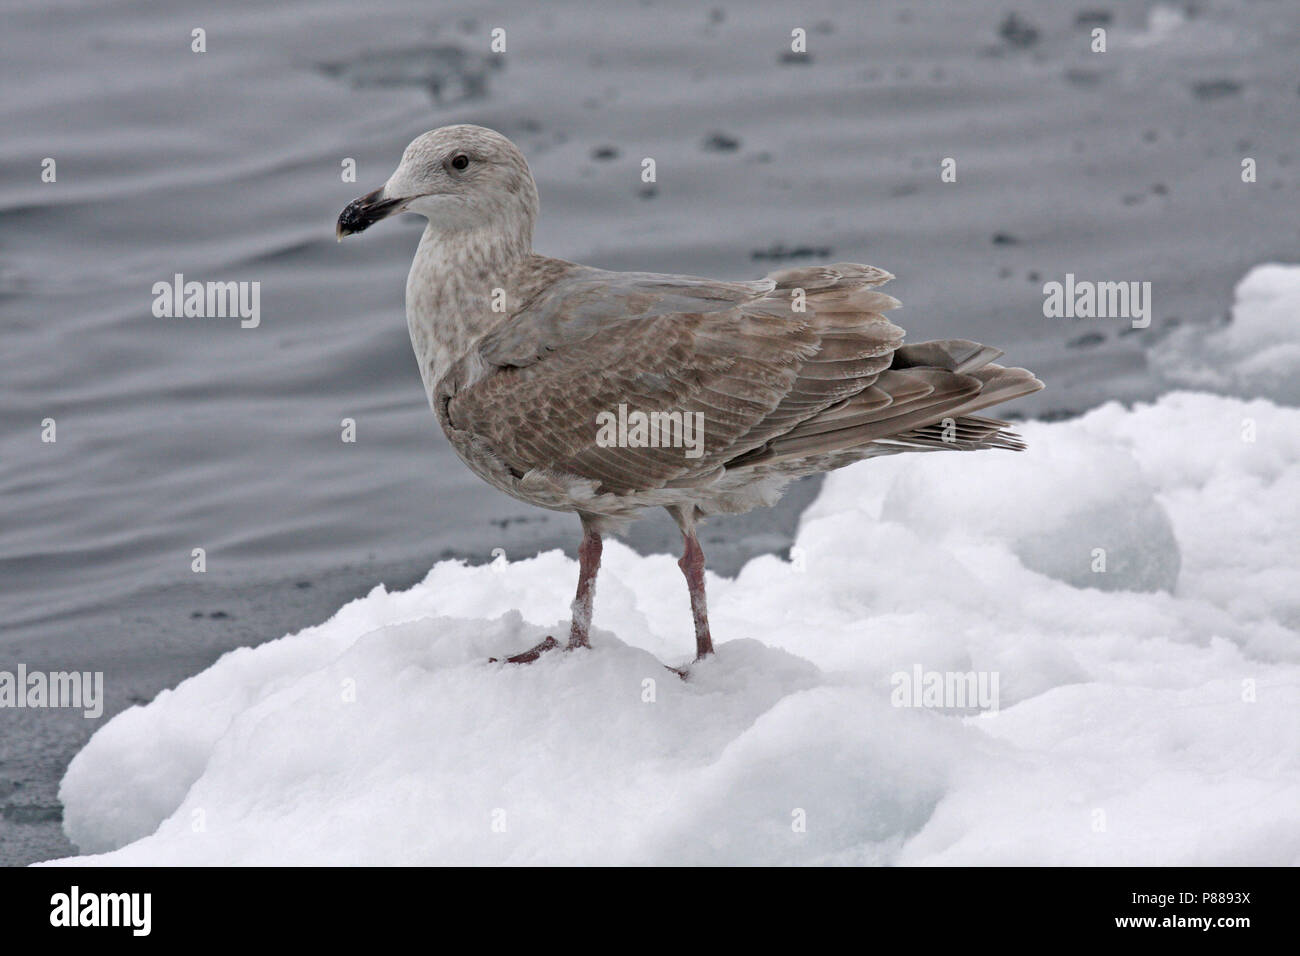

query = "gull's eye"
(450, 154), (470, 171)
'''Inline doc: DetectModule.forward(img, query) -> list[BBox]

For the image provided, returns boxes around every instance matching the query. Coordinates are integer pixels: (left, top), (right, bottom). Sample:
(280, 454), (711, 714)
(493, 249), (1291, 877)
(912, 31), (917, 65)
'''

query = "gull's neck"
(406, 221), (531, 397)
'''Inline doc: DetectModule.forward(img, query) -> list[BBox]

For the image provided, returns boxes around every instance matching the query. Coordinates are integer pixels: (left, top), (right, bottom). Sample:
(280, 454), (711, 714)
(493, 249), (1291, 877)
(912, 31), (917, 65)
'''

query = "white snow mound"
(1153, 263), (1300, 405)
(48, 387), (1300, 865)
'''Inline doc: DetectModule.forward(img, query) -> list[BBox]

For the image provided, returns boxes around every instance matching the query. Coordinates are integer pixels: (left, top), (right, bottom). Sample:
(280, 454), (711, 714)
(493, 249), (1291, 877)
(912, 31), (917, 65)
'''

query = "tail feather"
(891, 338), (1005, 374)
(729, 339), (1043, 468)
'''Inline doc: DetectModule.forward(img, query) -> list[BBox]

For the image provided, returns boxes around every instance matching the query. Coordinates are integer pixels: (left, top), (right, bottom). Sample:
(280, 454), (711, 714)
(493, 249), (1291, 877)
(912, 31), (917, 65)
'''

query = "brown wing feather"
(448, 261), (1041, 495)
(447, 264), (905, 494)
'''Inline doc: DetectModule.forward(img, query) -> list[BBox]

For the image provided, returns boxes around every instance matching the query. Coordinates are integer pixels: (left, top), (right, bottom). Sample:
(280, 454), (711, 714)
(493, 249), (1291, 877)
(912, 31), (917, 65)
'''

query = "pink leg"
(567, 521), (603, 649)
(678, 532), (714, 660)
(492, 518), (602, 665)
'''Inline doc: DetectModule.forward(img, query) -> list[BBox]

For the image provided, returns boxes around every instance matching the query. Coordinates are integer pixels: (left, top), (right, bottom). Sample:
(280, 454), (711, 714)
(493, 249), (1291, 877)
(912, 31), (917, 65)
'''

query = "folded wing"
(447, 261), (1041, 496)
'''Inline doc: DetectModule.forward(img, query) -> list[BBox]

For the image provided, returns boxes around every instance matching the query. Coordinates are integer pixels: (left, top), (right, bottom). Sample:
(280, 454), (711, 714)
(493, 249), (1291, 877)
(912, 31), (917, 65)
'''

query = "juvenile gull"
(338, 125), (1044, 666)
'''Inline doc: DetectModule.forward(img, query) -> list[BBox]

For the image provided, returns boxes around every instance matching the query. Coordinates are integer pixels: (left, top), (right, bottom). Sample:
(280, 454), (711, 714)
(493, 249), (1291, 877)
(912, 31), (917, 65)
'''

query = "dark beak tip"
(337, 188), (398, 240)
(335, 210), (361, 240)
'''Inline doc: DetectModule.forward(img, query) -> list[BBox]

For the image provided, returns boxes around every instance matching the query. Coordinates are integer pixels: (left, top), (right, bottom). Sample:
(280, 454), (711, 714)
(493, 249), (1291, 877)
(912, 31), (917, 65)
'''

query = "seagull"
(338, 125), (1043, 667)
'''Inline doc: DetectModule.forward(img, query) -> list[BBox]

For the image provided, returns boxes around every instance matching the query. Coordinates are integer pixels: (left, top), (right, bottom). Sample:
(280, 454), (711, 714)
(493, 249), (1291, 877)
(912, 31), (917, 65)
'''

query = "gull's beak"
(336, 187), (404, 240)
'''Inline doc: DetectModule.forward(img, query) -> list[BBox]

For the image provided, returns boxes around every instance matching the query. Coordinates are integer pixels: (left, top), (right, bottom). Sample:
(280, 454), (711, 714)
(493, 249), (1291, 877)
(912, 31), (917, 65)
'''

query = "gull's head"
(336, 125), (538, 245)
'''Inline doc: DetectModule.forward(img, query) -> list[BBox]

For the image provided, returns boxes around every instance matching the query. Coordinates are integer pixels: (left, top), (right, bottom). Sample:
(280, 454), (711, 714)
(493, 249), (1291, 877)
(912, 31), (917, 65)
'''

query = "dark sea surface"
(2, 0), (1298, 864)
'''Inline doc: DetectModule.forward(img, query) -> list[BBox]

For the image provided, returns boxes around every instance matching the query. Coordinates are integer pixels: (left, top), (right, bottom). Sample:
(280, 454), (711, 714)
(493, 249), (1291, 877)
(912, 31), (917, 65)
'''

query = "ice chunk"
(1153, 263), (1300, 405)
(48, 391), (1300, 865)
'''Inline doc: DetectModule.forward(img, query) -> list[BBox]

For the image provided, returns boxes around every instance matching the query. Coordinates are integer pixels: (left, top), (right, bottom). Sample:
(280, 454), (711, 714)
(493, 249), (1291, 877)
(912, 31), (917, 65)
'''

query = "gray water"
(2, 0), (1298, 865)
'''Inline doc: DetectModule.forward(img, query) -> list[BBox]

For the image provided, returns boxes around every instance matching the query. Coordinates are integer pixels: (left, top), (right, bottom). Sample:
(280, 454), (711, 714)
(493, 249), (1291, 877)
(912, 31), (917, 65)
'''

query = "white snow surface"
(1153, 263), (1300, 404)
(49, 267), (1300, 866)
